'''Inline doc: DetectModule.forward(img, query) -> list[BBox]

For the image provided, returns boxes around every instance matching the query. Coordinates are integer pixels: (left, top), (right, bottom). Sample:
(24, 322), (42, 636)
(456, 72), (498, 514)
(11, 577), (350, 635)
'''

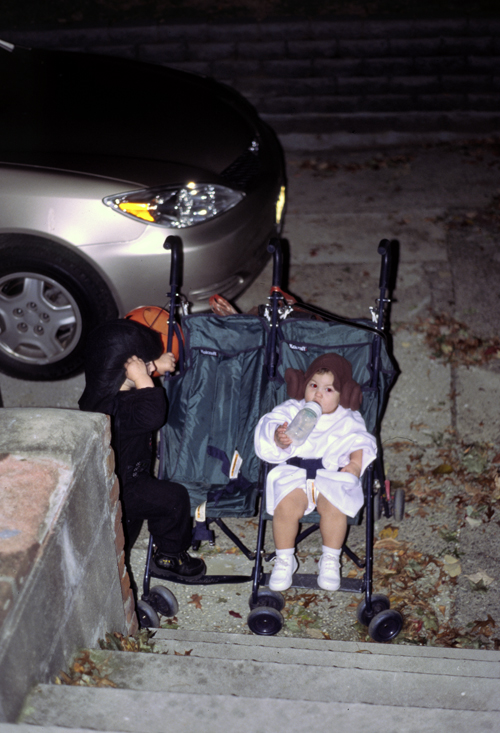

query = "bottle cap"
(304, 401), (322, 418)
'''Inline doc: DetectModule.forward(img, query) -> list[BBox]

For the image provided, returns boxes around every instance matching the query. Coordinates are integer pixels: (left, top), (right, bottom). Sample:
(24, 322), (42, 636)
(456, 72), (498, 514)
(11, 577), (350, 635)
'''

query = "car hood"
(1, 45), (261, 185)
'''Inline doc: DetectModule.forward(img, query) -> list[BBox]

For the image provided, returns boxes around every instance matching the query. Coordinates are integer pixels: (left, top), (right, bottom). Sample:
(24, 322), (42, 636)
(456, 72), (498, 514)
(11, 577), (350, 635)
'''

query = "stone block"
(91, 45), (137, 60)
(417, 93), (467, 111)
(389, 37), (444, 57)
(0, 410), (128, 723)
(469, 18), (500, 35)
(166, 61), (212, 76)
(238, 41), (286, 60)
(139, 43), (187, 64)
(442, 36), (494, 56)
(156, 23), (209, 42)
(208, 22), (260, 42)
(363, 57), (415, 76)
(364, 94), (415, 113)
(188, 41), (236, 61)
(313, 57), (364, 76)
(338, 38), (389, 59)
(442, 75), (493, 93)
(287, 40), (338, 60)
(310, 20), (363, 40)
(415, 56), (469, 75)
(213, 59), (260, 78)
(469, 55), (500, 72)
(389, 76), (441, 95)
(261, 59), (312, 77)
(337, 76), (389, 95)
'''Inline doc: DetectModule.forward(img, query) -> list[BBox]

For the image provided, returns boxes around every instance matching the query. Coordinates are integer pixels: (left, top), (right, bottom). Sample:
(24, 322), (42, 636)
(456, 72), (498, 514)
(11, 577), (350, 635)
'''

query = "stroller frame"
(138, 236), (403, 641)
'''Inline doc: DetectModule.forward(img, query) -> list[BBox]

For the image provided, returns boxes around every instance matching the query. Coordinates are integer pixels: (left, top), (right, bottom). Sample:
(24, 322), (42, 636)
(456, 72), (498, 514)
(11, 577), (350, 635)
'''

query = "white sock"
(276, 548), (295, 557)
(322, 545), (341, 557)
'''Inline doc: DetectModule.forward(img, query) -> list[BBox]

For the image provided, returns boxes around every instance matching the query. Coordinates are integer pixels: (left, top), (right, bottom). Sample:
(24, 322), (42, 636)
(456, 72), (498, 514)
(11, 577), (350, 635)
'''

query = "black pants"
(121, 475), (192, 554)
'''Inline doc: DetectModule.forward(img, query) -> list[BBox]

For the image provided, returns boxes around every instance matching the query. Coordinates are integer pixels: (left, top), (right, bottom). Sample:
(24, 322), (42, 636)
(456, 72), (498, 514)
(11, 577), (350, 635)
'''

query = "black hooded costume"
(79, 319), (192, 555)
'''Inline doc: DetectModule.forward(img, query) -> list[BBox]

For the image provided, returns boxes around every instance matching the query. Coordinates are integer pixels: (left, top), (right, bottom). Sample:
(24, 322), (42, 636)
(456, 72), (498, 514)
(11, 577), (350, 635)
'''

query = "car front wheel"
(0, 237), (117, 380)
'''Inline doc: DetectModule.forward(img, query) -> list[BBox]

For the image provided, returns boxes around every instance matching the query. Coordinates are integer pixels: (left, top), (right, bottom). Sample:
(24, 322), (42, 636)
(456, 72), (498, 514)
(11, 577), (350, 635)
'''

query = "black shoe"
(151, 550), (206, 583)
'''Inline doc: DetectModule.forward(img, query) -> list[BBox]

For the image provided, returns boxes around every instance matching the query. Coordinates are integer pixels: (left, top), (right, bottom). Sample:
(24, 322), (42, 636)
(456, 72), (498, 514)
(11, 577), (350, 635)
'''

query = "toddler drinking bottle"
(285, 401), (322, 446)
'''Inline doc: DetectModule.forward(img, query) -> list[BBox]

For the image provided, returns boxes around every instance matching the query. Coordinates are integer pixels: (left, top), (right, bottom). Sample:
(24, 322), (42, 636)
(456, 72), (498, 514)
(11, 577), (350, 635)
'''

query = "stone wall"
(3, 17), (500, 147)
(0, 408), (137, 723)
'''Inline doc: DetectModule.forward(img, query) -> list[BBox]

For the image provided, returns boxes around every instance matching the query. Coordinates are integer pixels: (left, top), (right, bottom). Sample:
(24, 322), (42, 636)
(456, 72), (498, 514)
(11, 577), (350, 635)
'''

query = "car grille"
(220, 139), (262, 191)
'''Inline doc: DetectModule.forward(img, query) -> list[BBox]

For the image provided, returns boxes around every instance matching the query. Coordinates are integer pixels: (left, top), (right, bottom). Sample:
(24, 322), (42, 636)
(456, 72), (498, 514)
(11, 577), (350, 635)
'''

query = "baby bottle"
(285, 401), (322, 446)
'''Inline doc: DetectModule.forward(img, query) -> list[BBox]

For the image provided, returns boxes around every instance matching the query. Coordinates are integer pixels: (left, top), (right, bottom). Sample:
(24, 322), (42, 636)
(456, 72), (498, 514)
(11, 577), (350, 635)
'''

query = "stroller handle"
(267, 237), (283, 287)
(164, 235), (183, 287)
(163, 235), (183, 354)
(377, 238), (395, 291)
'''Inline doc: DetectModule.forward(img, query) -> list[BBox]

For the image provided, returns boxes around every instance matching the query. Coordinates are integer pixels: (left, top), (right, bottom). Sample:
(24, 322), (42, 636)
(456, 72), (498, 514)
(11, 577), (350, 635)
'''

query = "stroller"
(137, 236), (404, 642)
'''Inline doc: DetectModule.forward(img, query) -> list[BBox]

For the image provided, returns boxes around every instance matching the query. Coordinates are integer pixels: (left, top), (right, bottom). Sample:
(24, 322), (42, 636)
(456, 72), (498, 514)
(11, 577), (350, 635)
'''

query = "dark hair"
(78, 319), (163, 413)
(285, 353), (362, 411)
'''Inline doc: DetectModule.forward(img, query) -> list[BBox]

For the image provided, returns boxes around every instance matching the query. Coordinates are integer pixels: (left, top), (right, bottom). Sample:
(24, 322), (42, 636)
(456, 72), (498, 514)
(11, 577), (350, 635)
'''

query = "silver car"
(0, 41), (286, 379)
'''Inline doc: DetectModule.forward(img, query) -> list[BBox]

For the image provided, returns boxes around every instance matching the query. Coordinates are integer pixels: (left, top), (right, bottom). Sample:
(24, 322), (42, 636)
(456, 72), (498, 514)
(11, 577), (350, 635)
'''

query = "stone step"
(13, 690), (500, 733)
(151, 629), (500, 678)
(19, 641), (500, 724)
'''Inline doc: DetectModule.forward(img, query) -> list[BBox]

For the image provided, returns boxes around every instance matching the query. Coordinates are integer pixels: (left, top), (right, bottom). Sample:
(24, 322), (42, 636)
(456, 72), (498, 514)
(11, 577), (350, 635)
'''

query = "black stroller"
(137, 236), (404, 642)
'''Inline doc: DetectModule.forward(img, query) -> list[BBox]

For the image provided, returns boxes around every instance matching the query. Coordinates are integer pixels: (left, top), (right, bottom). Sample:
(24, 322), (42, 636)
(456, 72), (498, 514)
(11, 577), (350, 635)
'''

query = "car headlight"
(103, 182), (245, 228)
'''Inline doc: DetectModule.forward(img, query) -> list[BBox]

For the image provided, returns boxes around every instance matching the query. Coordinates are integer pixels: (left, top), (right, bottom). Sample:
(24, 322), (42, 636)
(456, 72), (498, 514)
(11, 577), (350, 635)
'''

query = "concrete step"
(151, 629), (500, 678)
(12, 691), (500, 733)
(18, 631), (500, 731)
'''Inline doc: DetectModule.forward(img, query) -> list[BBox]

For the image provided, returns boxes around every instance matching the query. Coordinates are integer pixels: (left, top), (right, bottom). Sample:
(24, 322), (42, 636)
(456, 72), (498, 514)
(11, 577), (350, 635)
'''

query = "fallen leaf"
(95, 678), (117, 688)
(466, 517), (483, 528)
(443, 555), (462, 577)
(379, 526), (399, 539)
(466, 570), (494, 586)
(229, 610), (242, 618)
(471, 615), (496, 636)
(174, 649), (193, 656)
(433, 463), (454, 475)
(188, 594), (203, 610)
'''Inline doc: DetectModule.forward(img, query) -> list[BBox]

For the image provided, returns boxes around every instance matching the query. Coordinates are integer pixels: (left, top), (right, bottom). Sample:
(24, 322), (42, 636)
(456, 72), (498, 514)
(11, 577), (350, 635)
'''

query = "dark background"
(1, 0), (497, 30)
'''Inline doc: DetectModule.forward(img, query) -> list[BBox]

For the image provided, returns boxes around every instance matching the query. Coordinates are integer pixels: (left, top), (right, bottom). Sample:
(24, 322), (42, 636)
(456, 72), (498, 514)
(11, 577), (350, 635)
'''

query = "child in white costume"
(254, 353), (377, 592)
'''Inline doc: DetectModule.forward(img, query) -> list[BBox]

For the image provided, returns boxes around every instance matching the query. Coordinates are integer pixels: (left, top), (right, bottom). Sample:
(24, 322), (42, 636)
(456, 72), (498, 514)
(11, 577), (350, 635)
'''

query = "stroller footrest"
(150, 569), (253, 585)
(261, 572), (365, 593)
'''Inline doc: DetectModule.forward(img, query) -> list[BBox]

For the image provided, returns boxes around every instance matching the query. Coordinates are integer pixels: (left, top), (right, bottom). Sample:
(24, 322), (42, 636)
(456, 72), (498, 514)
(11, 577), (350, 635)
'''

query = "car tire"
(0, 236), (118, 380)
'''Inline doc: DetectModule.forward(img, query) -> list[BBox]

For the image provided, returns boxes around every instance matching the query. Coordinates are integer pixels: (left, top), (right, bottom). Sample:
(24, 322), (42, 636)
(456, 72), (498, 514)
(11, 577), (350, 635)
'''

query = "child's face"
(304, 371), (340, 414)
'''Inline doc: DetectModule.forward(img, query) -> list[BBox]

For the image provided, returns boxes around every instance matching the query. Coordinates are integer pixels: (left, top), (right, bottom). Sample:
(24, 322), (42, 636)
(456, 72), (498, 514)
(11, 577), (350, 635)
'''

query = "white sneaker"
(269, 554), (298, 591)
(318, 553), (341, 591)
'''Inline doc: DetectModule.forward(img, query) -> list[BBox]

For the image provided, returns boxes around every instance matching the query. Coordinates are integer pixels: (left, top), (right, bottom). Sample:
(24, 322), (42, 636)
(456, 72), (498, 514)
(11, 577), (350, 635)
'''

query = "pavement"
(2, 136), (500, 648)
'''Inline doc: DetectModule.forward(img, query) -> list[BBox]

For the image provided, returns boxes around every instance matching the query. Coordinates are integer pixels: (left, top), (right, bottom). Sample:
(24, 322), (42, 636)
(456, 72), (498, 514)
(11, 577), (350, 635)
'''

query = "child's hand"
(124, 356), (154, 389)
(340, 461), (361, 478)
(340, 449), (363, 478)
(275, 422), (293, 449)
(149, 352), (176, 376)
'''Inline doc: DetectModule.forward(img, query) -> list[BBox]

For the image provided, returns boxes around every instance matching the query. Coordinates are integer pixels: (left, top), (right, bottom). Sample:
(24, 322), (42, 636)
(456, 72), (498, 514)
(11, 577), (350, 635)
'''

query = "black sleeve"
(117, 387), (168, 436)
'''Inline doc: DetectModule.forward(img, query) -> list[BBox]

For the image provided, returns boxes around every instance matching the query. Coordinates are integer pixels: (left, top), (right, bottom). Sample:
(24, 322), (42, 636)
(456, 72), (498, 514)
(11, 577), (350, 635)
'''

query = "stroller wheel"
(356, 593), (390, 626)
(247, 606), (283, 636)
(248, 588), (285, 611)
(393, 488), (405, 522)
(368, 608), (404, 643)
(148, 586), (179, 617)
(137, 600), (161, 629)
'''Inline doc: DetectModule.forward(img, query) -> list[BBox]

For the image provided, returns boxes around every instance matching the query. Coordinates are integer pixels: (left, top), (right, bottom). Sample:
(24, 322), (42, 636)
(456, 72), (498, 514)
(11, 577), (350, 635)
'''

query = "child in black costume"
(79, 318), (205, 581)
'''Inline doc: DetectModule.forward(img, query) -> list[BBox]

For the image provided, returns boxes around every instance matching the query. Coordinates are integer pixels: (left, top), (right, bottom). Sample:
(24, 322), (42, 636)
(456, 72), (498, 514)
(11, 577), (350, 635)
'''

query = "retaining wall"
(0, 408), (137, 723)
(2, 17), (500, 147)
